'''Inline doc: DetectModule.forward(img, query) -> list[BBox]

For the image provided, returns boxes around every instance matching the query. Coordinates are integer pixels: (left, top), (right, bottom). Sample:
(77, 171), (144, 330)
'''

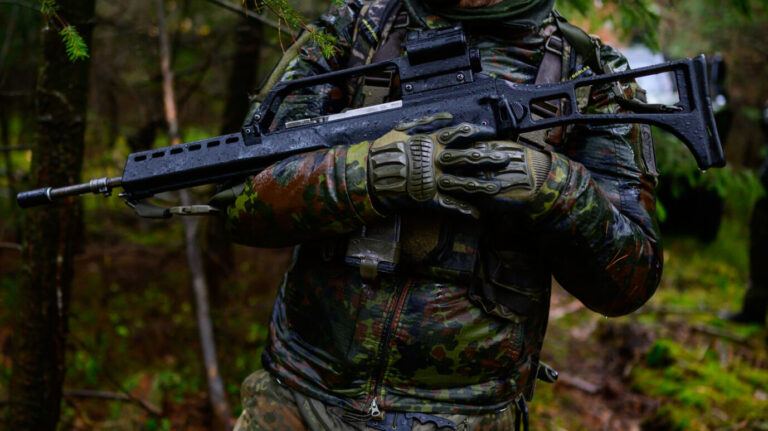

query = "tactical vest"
(340, 0), (607, 291)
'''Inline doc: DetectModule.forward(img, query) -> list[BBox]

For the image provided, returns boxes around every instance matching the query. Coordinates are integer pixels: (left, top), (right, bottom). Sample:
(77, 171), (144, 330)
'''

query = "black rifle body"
(17, 26), (725, 211)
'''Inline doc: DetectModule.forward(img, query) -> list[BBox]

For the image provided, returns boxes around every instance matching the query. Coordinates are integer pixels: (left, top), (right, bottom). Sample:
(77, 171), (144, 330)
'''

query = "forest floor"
(1, 187), (768, 431)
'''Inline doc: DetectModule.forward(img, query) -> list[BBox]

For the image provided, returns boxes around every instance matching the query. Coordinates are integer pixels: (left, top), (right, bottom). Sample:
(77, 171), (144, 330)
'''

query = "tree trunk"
(220, 17), (261, 134)
(204, 16), (263, 303)
(156, 1), (232, 428)
(8, 0), (95, 429)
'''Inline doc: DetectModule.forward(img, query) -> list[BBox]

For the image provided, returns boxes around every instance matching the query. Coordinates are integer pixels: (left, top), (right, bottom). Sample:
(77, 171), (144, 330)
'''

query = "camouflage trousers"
(233, 370), (517, 431)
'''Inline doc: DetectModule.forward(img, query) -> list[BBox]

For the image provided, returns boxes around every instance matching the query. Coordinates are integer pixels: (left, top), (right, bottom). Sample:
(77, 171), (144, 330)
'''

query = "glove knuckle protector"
(367, 113), (552, 217)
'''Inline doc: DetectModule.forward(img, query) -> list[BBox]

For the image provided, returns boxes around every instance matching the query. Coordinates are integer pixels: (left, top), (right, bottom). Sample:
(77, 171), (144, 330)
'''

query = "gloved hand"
(367, 113), (552, 218)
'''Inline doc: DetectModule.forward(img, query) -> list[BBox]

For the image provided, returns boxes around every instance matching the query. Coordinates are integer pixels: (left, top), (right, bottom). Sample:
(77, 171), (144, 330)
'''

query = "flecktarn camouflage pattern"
(226, 0), (663, 423)
(233, 370), (516, 431)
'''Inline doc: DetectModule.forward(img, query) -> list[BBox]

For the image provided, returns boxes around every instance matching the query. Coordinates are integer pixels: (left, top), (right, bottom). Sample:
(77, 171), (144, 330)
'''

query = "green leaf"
(58, 25), (89, 62)
(254, 0), (339, 58)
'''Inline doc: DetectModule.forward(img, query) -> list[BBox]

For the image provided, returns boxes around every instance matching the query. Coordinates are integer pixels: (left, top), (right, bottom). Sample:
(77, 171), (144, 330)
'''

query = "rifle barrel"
(17, 177), (123, 208)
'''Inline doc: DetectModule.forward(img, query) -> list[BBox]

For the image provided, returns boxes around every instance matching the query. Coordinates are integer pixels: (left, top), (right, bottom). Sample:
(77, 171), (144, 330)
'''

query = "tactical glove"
(367, 113), (552, 218)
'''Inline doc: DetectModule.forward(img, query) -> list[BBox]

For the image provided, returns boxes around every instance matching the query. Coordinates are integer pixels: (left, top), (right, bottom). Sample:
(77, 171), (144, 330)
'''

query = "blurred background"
(0, 0), (766, 429)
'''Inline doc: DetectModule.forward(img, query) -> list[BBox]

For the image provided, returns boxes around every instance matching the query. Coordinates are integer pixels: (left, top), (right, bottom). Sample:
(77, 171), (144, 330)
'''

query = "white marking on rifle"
(285, 100), (403, 129)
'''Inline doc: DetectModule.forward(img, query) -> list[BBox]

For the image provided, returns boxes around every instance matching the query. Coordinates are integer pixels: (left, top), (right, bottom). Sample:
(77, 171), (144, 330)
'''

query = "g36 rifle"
(17, 26), (725, 216)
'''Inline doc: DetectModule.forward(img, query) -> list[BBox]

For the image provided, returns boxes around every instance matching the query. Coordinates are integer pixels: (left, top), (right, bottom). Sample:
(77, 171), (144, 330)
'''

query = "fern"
(310, 28), (339, 59)
(59, 25), (89, 61)
(247, 0), (340, 58)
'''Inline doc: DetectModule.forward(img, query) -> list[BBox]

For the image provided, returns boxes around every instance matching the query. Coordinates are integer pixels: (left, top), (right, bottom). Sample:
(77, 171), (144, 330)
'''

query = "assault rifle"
(17, 26), (725, 216)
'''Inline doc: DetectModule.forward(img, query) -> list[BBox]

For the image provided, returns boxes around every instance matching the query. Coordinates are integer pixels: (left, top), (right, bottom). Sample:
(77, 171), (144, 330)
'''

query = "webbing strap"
(346, 0), (406, 279)
(348, 0), (404, 68)
(518, 31), (566, 149)
(552, 10), (605, 75)
(534, 34), (564, 84)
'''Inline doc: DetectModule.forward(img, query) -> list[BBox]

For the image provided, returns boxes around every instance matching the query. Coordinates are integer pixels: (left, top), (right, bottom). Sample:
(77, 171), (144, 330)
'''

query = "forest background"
(0, 0), (767, 430)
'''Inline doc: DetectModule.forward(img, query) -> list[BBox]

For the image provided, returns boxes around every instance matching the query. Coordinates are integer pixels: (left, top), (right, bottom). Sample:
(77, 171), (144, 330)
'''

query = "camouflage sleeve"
(225, 142), (385, 247)
(526, 43), (663, 317)
(225, 2), (389, 247)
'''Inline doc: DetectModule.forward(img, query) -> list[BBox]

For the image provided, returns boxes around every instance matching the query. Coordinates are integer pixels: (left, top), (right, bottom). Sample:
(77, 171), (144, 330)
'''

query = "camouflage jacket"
(225, 0), (662, 416)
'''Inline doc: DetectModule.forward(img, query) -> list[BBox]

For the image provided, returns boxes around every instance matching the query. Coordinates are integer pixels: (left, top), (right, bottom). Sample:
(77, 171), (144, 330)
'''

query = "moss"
(646, 340), (675, 368)
(632, 338), (768, 429)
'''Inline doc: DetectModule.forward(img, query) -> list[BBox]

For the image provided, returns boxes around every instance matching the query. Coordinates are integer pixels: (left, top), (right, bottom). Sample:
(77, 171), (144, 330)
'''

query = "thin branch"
(0, 90), (33, 97)
(67, 335), (167, 420)
(692, 324), (749, 345)
(0, 5), (19, 87)
(63, 390), (162, 416)
(639, 304), (714, 315)
(0, 0), (36, 11)
(204, 0), (294, 35)
(0, 145), (33, 151)
(549, 301), (584, 320)
(157, 0), (232, 427)
(557, 374), (602, 394)
(0, 241), (22, 251)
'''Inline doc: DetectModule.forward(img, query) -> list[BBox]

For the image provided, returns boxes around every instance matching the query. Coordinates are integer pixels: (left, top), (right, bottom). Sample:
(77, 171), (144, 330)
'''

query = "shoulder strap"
(552, 10), (605, 75)
(347, 0), (404, 68)
(534, 34), (564, 84)
(347, 0), (405, 106)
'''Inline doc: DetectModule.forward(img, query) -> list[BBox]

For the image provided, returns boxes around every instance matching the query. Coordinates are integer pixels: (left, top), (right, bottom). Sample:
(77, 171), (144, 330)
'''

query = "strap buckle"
(393, 11), (410, 29)
(544, 35), (564, 56)
(361, 70), (395, 107)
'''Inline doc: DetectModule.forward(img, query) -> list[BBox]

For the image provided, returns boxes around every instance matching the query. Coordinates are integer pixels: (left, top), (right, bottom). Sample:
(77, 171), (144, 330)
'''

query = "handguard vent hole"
(134, 155), (147, 162)
(152, 151), (165, 159)
(207, 141), (220, 148)
(170, 148), (183, 155)
(189, 144), (202, 151)
(226, 137), (239, 144)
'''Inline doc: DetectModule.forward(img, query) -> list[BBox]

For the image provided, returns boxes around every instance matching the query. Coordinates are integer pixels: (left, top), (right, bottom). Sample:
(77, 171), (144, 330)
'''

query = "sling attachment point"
(124, 199), (220, 219)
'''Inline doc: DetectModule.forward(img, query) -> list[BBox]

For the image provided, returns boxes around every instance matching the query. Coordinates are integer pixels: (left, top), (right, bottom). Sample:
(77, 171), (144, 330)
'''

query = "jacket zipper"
(367, 278), (413, 419)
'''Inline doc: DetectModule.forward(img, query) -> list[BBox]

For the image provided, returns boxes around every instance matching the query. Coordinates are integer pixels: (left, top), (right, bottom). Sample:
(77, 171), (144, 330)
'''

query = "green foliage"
(309, 27), (340, 59)
(58, 25), (89, 61)
(144, 418), (172, 431)
(645, 339), (674, 368)
(249, 0), (340, 57)
(557, 0), (661, 50)
(654, 128), (765, 213)
(39, 0), (58, 17)
(661, 0), (765, 56)
(38, 0), (90, 62)
(633, 338), (768, 429)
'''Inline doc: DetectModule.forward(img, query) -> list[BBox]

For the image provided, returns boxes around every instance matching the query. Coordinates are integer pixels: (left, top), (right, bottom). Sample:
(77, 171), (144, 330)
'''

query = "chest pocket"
(470, 244), (551, 323)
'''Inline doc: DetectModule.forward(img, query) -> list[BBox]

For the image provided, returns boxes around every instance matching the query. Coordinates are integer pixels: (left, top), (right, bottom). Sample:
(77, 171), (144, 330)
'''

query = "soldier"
(724, 101), (768, 326)
(217, 0), (663, 429)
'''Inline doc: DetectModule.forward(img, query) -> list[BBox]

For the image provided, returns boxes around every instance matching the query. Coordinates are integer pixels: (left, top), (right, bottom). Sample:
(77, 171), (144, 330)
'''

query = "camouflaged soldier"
(219, 0), (663, 429)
